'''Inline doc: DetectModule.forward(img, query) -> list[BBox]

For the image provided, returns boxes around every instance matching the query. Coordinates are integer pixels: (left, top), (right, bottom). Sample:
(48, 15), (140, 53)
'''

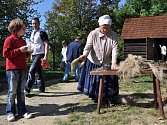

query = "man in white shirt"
(159, 43), (166, 62)
(60, 40), (67, 71)
(25, 18), (49, 94)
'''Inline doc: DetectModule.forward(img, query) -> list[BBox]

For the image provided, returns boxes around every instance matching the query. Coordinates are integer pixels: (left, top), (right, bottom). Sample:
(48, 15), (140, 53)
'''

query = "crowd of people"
(2, 15), (119, 122)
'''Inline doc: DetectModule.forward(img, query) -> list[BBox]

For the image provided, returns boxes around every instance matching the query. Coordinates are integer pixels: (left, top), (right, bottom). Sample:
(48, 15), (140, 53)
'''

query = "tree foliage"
(114, 0), (167, 33)
(45, 0), (120, 67)
(125, 0), (167, 17)
(3, 0), (167, 66)
(0, 0), (41, 60)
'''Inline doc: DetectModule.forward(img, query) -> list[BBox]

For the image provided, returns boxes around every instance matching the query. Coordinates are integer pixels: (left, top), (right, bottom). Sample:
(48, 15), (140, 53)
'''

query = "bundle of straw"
(117, 54), (143, 78)
(117, 54), (163, 81)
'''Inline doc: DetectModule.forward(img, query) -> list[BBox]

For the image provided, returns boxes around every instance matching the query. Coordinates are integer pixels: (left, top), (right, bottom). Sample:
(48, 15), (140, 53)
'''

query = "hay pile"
(118, 54), (163, 81)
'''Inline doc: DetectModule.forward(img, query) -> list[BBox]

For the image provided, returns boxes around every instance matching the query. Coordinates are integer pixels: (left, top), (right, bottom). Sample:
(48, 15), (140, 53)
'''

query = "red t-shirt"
(3, 33), (28, 70)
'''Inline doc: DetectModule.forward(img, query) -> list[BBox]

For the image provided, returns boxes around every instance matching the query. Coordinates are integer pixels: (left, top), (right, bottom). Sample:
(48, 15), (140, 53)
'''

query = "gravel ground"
(0, 81), (87, 125)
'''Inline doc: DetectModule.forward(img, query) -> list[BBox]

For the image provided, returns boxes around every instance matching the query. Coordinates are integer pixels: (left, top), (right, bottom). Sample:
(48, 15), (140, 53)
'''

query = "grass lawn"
(120, 75), (153, 92)
(54, 75), (167, 125)
(43, 69), (64, 81)
(54, 105), (160, 125)
(0, 69), (64, 81)
(0, 70), (6, 79)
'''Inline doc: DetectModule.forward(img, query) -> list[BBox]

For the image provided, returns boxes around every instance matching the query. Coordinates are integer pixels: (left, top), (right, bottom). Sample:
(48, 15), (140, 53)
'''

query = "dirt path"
(0, 81), (88, 125)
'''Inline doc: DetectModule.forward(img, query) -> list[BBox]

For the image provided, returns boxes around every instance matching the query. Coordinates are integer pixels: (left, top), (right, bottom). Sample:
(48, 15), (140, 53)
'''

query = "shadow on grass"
(26, 91), (83, 98)
(0, 102), (96, 118)
(117, 93), (155, 108)
(27, 102), (97, 118)
(28, 93), (156, 118)
(0, 91), (93, 117)
(0, 98), (97, 117)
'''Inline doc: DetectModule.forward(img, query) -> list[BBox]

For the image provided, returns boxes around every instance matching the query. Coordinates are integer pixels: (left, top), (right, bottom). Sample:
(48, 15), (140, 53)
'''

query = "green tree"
(45, 0), (123, 67)
(124, 0), (167, 17)
(45, 0), (98, 68)
(0, 0), (41, 60)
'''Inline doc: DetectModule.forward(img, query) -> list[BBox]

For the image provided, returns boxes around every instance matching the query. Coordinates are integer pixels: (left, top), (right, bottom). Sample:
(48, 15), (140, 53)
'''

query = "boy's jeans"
(6, 70), (27, 116)
(63, 62), (80, 81)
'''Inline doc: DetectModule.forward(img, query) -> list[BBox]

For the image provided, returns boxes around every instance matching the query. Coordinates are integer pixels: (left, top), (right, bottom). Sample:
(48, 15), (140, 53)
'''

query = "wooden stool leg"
(153, 75), (158, 109)
(97, 76), (104, 114)
(156, 78), (165, 119)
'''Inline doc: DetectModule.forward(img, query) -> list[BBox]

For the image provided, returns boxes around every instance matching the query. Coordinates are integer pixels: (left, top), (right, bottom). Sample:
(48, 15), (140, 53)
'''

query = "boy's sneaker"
(7, 114), (15, 122)
(23, 112), (32, 119)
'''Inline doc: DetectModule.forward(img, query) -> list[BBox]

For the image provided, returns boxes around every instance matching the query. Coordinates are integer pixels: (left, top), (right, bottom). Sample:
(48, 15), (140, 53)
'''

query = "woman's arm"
(79, 31), (93, 61)
(82, 32), (93, 56)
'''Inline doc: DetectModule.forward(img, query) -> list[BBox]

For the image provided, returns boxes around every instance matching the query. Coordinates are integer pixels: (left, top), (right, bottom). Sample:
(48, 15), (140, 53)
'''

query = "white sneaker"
(23, 112), (32, 119)
(7, 114), (15, 122)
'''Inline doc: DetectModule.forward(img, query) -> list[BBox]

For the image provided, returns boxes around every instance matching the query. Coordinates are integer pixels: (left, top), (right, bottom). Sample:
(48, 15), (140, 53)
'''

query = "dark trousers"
(25, 54), (45, 92)
(162, 55), (166, 62)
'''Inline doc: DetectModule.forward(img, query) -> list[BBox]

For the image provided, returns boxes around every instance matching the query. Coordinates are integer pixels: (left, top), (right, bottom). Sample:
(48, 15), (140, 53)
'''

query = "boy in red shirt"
(3, 19), (32, 122)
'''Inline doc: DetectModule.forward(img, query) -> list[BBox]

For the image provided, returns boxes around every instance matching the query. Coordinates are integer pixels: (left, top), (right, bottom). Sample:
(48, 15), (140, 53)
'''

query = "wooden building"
(121, 15), (167, 60)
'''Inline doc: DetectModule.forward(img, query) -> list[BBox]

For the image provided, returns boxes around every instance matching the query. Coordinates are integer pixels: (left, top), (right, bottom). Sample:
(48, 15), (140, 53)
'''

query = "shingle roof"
(121, 15), (167, 39)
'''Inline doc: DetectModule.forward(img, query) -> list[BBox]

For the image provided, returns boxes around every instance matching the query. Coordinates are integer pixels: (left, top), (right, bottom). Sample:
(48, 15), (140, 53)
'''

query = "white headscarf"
(98, 15), (112, 26)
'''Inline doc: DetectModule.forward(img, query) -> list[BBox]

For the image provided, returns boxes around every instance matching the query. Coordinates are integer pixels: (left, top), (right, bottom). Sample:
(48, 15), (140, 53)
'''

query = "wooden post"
(97, 75), (104, 114)
(156, 78), (165, 119)
(153, 75), (158, 109)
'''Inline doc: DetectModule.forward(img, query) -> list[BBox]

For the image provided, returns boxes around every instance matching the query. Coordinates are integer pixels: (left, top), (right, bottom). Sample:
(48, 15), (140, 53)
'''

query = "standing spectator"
(60, 40), (67, 71)
(3, 19), (32, 122)
(78, 15), (119, 103)
(25, 18), (49, 95)
(63, 37), (82, 82)
(159, 43), (166, 63)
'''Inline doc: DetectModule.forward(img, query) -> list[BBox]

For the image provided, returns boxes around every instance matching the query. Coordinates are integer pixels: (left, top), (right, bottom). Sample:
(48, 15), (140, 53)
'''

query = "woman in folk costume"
(78, 15), (119, 103)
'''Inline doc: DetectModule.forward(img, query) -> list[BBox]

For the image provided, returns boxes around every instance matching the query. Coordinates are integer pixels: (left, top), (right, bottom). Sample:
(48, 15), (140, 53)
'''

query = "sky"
(33, 0), (126, 29)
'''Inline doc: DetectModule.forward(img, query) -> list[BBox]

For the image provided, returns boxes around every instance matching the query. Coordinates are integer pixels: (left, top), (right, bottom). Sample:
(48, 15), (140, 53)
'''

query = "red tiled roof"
(121, 15), (167, 39)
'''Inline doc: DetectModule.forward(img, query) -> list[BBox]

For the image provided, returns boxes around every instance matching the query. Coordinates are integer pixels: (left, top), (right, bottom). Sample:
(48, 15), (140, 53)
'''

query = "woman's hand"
(111, 64), (118, 69)
(79, 55), (87, 61)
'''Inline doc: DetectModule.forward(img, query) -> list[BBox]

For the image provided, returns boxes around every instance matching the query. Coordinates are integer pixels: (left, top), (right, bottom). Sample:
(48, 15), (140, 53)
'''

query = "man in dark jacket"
(63, 37), (82, 82)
